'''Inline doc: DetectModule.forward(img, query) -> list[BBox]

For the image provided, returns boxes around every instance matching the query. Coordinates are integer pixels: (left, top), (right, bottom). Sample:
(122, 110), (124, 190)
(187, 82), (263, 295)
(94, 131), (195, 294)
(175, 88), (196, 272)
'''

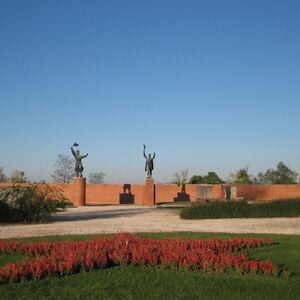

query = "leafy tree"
(0, 167), (6, 182)
(189, 172), (223, 184)
(229, 167), (252, 184)
(172, 169), (189, 186)
(88, 172), (106, 184)
(189, 175), (204, 184)
(9, 170), (27, 183)
(255, 162), (298, 184)
(203, 172), (223, 184)
(51, 154), (75, 183)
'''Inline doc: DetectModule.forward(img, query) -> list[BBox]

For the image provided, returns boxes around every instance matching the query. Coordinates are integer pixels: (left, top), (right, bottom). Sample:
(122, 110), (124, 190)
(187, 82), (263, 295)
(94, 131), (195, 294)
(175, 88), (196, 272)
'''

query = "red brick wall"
(85, 183), (224, 204)
(154, 184), (223, 203)
(86, 184), (144, 205)
(1, 182), (300, 205)
(48, 183), (75, 203)
(185, 184), (198, 200)
(155, 184), (180, 203)
(236, 184), (300, 200)
(86, 184), (123, 205)
(212, 185), (224, 199)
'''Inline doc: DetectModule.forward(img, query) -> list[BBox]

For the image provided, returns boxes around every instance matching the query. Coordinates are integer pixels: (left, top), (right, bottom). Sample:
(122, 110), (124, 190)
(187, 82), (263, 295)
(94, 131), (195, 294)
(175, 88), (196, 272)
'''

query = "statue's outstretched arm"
(143, 149), (147, 159)
(71, 147), (76, 157)
(153, 152), (156, 159)
(81, 153), (88, 159)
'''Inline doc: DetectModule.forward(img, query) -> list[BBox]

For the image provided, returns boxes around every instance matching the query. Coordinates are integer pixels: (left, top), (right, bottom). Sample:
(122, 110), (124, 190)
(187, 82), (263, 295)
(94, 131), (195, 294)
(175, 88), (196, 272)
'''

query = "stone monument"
(71, 143), (88, 177)
(143, 144), (155, 179)
(70, 143), (88, 206)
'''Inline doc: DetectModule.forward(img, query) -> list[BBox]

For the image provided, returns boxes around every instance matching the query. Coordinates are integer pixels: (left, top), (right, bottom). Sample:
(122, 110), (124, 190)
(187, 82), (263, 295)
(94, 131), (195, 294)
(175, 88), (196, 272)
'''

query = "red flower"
(0, 234), (283, 285)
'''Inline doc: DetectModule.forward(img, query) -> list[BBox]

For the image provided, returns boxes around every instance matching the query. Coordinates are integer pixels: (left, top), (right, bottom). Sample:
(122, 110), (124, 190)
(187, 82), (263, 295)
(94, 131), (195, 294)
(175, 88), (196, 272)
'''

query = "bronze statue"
(71, 143), (88, 177)
(143, 144), (155, 178)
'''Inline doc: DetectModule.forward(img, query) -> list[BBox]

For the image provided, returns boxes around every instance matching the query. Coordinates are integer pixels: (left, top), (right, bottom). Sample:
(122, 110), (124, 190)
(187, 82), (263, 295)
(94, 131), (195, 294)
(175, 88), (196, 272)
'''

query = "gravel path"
(0, 205), (299, 238)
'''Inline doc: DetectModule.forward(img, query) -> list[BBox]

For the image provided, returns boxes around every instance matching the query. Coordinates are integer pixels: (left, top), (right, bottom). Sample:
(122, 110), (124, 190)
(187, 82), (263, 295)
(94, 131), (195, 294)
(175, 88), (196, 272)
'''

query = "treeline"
(1, 161), (299, 185)
(0, 168), (28, 183)
(173, 162), (299, 185)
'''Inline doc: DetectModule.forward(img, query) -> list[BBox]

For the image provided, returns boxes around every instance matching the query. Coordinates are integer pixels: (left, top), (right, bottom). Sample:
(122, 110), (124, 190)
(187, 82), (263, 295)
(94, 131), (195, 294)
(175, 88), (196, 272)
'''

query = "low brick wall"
(154, 184), (223, 203)
(236, 184), (300, 200)
(86, 184), (144, 205)
(155, 184), (181, 203)
(1, 182), (300, 205)
(48, 183), (75, 203)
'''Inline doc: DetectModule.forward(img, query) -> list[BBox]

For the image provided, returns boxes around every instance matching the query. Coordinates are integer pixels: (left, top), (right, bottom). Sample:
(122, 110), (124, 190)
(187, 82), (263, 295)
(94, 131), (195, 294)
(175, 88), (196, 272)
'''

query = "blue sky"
(1, 0), (299, 183)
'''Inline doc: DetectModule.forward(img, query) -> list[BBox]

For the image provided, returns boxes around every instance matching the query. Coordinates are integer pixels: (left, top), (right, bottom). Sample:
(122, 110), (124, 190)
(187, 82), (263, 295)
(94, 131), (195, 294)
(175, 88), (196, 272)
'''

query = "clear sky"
(1, 0), (299, 183)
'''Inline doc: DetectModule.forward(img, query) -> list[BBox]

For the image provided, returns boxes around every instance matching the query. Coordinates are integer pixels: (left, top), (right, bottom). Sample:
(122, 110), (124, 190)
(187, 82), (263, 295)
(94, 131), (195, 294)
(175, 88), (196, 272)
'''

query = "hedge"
(180, 199), (300, 219)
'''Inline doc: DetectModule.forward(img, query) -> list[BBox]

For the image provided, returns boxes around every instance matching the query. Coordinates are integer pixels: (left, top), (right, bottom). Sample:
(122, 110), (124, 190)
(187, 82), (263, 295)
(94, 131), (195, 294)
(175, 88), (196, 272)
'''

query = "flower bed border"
(0, 233), (288, 284)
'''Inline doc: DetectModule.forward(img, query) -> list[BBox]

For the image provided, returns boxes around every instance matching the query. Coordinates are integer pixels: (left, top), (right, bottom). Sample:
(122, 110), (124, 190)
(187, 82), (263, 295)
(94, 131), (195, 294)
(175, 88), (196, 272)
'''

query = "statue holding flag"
(71, 143), (88, 177)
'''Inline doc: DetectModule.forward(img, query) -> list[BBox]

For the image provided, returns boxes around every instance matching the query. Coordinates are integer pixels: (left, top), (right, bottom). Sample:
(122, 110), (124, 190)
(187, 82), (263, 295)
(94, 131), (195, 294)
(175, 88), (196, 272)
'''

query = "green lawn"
(0, 232), (299, 300)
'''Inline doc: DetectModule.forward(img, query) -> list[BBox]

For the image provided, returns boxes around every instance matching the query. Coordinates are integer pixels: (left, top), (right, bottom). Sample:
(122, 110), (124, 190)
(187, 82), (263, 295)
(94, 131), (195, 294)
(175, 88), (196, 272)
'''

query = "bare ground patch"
(0, 205), (299, 238)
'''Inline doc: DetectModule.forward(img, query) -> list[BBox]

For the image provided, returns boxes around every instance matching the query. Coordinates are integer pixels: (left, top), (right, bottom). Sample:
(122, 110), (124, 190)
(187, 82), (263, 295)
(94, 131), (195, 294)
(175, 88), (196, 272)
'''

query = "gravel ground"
(0, 205), (299, 238)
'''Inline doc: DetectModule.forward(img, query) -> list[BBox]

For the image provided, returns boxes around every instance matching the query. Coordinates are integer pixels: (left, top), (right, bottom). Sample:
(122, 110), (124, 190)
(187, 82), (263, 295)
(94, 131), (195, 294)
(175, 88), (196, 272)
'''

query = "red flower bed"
(0, 234), (282, 284)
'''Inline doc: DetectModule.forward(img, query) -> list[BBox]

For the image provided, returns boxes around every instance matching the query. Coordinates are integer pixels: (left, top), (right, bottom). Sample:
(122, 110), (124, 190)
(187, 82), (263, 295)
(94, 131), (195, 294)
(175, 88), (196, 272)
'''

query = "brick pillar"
(231, 186), (237, 199)
(72, 177), (86, 206)
(143, 179), (155, 206)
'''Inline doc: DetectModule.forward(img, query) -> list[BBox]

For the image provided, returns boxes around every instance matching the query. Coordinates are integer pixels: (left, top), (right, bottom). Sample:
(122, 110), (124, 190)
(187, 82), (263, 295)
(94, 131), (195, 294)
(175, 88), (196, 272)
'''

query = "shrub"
(180, 199), (300, 219)
(0, 185), (72, 223)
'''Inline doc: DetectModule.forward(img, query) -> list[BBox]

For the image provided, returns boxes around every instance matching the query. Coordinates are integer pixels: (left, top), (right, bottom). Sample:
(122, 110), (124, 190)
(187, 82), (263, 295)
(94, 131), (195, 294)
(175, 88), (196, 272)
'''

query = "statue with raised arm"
(71, 143), (88, 177)
(143, 144), (155, 179)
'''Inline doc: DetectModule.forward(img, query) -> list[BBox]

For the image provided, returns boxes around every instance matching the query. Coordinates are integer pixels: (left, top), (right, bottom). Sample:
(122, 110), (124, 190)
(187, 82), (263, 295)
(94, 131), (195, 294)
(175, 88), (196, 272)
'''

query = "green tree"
(88, 172), (106, 184)
(229, 167), (252, 184)
(255, 162), (298, 184)
(189, 172), (223, 184)
(203, 172), (223, 184)
(189, 175), (204, 184)
(9, 170), (27, 183)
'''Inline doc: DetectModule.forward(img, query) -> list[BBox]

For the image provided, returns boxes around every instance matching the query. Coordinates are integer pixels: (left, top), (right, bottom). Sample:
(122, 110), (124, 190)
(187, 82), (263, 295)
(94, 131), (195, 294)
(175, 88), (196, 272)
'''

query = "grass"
(0, 232), (299, 300)
(0, 253), (23, 267)
(180, 199), (300, 219)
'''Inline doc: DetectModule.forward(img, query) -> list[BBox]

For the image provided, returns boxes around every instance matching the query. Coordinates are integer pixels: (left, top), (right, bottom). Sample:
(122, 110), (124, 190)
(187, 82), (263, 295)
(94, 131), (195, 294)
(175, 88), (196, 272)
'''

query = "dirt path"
(0, 205), (299, 238)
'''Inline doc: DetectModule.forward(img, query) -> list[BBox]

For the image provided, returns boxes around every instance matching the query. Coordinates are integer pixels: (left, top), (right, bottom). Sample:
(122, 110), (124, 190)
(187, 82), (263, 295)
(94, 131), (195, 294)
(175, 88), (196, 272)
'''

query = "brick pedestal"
(143, 178), (155, 206)
(72, 177), (86, 206)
